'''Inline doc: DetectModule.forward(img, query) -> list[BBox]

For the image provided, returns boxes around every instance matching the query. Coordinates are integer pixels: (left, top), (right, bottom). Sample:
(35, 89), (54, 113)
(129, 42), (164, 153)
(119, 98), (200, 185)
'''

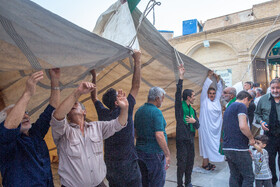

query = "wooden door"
(253, 58), (268, 92)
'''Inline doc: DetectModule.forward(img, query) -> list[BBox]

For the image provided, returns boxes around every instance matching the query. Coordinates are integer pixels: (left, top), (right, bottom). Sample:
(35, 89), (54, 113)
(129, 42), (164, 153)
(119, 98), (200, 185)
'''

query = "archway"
(251, 29), (280, 91)
(267, 39), (280, 80)
(186, 41), (238, 86)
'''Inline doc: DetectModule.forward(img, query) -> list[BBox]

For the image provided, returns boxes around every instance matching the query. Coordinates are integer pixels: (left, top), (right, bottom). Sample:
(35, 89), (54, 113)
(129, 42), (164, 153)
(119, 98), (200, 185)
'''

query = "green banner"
(268, 58), (280, 65)
(127, 0), (140, 13)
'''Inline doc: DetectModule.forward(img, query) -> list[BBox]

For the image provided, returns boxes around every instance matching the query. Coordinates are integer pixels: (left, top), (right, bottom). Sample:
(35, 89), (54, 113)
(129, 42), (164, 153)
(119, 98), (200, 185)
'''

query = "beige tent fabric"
(0, 0), (130, 162)
(93, 0), (140, 50)
(91, 7), (210, 137)
(87, 51), (205, 138)
(0, 0), (209, 161)
(0, 0), (131, 72)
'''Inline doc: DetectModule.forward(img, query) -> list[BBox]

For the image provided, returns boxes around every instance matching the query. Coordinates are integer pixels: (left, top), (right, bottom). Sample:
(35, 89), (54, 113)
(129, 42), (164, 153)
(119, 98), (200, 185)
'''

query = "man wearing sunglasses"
(199, 70), (224, 170)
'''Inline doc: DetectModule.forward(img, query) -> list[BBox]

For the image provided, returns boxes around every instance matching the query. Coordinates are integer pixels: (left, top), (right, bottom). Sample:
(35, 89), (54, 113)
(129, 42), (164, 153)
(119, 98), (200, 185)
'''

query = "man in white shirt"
(51, 82), (129, 187)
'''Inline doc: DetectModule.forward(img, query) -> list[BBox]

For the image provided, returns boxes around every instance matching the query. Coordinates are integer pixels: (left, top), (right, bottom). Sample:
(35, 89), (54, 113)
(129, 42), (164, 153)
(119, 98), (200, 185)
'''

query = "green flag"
(127, 0), (140, 13)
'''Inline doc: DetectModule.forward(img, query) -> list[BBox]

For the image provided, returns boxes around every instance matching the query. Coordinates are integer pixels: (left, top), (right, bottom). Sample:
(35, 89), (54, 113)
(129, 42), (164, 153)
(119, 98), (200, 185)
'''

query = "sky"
(31, 0), (270, 37)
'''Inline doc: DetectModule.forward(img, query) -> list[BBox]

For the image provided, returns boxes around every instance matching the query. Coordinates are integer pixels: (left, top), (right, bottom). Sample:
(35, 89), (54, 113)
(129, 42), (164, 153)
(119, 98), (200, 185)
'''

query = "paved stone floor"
(1, 138), (280, 187)
(165, 138), (229, 187)
(51, 138), (280, 187)
(165, 138), (280, 187)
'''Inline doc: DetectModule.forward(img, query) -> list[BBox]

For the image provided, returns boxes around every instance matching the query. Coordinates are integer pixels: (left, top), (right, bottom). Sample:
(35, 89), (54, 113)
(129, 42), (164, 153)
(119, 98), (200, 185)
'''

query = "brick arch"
(185, 39), (238, 57)
(250, 26), (280, 59)
(249, 27), (280, 89)
(183, 40), (238, 70)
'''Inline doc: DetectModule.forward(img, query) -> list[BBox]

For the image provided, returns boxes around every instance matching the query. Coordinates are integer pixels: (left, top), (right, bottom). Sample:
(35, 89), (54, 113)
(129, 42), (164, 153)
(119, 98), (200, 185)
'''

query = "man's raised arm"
(53, 82), (96, 121)
(130, 50), (141, 99)
(49, 68), (61, 108)
(176, 64), (185, 103)
(116, 89), (129, 126)
(201, 70), (213, 100)
(214, 73), (223, 100)
(4, 71), (44, 129)
(28, 68), (61, 138)
(175, 64), (185, 121)
(90, 69), (98, 103)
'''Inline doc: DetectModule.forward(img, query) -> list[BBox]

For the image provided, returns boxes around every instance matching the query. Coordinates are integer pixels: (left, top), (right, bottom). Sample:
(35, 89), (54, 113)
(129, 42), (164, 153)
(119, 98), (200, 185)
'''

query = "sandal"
(208, 163), (216, 169)
(202, 164), (215, 171)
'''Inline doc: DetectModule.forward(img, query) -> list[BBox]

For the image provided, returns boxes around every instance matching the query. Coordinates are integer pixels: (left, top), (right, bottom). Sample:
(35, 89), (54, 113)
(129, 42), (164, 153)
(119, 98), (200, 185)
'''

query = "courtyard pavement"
(2, 138), (280, 187)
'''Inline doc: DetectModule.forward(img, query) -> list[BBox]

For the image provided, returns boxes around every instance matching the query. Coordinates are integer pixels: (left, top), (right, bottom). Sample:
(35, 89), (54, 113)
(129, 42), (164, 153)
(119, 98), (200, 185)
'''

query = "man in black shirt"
(175, 64), (200, 187)
(90, 50), (142, 187)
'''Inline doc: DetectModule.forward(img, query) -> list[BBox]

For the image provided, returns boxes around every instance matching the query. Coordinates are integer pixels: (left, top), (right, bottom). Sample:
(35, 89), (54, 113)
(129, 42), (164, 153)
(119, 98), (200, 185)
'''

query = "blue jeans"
(105, 159), (142, 187)
(137, 150), (166, 187)
(224, 150), (254, 187)
(255, 179), (273, 187)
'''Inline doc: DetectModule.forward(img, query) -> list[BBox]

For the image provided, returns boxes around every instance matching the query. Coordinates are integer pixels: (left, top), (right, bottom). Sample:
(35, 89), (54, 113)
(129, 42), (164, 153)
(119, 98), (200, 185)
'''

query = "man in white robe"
(199, 70), (224, 170)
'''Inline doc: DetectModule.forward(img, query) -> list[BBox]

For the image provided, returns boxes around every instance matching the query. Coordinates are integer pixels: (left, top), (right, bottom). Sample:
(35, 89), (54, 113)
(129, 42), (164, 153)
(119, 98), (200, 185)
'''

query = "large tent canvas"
(0, 0), (209, 162)
(0, 0), (133, 161)
(91, 3), (210, 137)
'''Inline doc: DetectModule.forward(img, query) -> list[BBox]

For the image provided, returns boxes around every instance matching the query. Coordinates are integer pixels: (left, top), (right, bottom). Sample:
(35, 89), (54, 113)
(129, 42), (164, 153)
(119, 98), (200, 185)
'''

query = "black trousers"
(265, 135), (280, 185)
(105, 159), (142, 187)
(176, 139), (195, 187)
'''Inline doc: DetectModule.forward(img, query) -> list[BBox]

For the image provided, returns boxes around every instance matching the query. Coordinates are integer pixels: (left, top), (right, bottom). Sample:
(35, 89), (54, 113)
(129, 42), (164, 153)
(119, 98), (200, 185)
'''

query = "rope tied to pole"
(174, 48), (184, 66)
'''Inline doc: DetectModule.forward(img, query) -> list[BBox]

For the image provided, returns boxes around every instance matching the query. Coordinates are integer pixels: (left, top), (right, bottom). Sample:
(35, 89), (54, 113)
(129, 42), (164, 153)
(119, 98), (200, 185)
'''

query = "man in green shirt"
(134, 87), (170, 187)
(255, 78), (280, 186)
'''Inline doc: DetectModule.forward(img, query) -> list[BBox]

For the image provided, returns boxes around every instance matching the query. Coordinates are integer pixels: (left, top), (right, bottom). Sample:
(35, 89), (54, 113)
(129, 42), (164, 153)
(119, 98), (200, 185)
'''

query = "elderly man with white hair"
(134, 87), (170, 187)
(222, 87), (237, 106)
(51, 82), (129, 187)
(254, 87), (264, 106)
(0, 69), (60, 187)
(252, 88), (264, 136)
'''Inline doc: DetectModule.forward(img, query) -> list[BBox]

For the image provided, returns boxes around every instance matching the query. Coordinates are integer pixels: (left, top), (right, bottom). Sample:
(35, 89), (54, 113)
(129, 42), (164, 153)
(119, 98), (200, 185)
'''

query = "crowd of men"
(175, 66), (279, 187)
(0, 49), (280, 187)
(0, 50), (170, 187)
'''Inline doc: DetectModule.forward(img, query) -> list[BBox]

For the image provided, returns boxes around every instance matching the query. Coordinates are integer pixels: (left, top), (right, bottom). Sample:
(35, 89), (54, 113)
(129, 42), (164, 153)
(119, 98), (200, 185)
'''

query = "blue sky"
(31, 0), (269, 36)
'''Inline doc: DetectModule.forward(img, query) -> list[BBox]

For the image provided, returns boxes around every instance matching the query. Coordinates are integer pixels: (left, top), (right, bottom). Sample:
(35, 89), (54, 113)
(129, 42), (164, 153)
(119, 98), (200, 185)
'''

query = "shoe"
(185, 183), (193, 187)
(202, 164), (215, 171)
(208, 163), (216, 169)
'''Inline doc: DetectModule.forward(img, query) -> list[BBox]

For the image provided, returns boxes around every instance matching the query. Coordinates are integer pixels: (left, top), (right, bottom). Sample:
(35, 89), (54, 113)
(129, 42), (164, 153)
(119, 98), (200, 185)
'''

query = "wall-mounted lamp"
(203, 40), (210, 48)
(225, 15), (229, 21)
